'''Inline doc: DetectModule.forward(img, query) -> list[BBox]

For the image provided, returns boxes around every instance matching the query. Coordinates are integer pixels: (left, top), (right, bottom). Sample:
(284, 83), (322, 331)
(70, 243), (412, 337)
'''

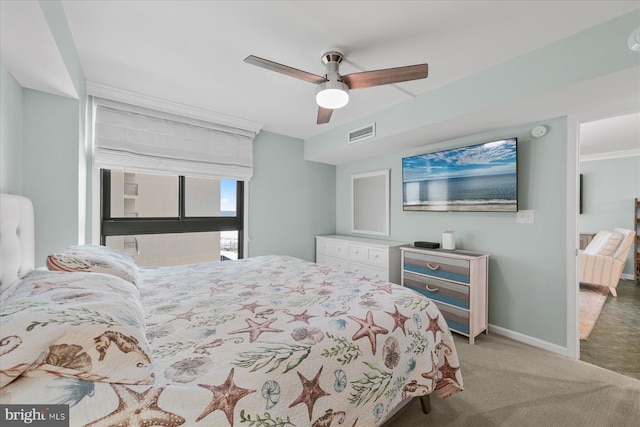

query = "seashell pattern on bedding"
(0, 255), (462, 426)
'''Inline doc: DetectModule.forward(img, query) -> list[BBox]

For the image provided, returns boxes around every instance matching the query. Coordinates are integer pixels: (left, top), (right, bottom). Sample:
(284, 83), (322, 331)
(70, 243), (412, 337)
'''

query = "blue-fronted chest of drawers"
(401, 247), (489, 344)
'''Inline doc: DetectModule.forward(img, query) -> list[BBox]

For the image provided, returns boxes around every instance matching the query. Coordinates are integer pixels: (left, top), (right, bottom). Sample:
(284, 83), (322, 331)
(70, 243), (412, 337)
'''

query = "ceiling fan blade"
(244, 55), (328, 84)
(342, 63), (428, 89)
(317, 107), (333, 124)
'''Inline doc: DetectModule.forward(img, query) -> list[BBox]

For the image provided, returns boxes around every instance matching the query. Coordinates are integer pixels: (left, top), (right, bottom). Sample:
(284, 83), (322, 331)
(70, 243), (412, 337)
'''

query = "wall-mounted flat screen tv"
(402, 138), (518, 212)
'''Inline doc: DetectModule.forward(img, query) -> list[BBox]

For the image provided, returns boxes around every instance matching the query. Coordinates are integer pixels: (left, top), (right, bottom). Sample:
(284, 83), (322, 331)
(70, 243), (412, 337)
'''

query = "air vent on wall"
(348, 123), (376, 144)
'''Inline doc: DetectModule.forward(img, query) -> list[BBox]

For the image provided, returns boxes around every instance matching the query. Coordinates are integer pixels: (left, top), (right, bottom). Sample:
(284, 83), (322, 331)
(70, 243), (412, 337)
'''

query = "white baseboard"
(488, 324), (568, 357)
(487, 277), (635, 359)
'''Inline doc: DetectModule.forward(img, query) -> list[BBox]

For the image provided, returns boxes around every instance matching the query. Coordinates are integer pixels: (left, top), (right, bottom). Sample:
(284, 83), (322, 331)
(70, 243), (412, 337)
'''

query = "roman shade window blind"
(93, 98), (257, 180)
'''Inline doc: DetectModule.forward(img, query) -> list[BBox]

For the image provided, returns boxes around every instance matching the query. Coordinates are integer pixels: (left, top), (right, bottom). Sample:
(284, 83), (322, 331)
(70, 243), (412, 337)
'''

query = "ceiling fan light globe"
(316, 81), (349, 109)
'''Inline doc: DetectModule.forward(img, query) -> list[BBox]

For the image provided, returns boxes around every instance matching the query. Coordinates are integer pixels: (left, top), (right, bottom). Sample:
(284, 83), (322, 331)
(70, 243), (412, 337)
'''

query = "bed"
(0, 193), (463, 426)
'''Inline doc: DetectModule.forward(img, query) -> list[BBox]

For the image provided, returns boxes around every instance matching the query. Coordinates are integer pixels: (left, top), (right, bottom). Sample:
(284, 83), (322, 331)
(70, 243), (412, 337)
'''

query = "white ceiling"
(0, 0), (77, 98)
(1, 1), (639, 156)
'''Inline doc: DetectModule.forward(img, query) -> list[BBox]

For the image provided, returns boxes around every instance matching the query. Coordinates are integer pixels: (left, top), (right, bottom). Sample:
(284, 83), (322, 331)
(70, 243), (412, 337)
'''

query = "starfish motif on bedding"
(371, 282), (395, 294)
(319, 280), (334, 287)
(229, 318), (284, 343)
(169, 308), (196, 322)
(289, 366), (330, 420)
(384, 305), (410, 335)
(348, 311), (389, 355)
(239, 301), (263, 313)
(285, 309), (317, 324)
(425, 312), (443, 338)
(84, 384), (185, 427)
(421, 352), (440, 390)
(438, 356), (460, 383)
(208, 286), (228, 296)
(197, 368), (256, 425)
(286, 283), (308, 295)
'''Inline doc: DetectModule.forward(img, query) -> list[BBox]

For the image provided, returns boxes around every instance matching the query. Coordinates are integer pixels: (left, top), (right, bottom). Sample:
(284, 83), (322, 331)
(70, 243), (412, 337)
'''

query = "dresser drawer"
(348, 244), (387, 267)
(432, 301), (470, 335)
(348, 262), (386, 281)
(403, 271), (470, 309)
(317, 238), (348, 259)
(403, 251), (470, 283)
(317, 254), (347, 271)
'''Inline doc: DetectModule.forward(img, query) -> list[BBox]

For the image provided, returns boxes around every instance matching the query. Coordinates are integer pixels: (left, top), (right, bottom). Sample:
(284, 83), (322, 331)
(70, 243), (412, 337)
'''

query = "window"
(101, 169), (243, 266)
(91, 97), (258, 266)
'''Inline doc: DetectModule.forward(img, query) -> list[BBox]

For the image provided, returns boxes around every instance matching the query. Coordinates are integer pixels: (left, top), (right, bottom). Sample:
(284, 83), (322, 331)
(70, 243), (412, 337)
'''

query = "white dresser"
(401, 246), (489, 344)
(315, 235), (407, 284)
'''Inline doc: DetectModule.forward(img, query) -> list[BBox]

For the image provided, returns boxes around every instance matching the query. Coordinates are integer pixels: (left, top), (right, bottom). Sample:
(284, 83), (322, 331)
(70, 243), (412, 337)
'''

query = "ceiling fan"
(244, 51), (428, 124)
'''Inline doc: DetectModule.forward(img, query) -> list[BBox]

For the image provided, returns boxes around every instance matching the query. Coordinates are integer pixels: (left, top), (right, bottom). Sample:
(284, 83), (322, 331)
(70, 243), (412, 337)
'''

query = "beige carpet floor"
(384, 333), (640, 426)
(579, 287), (608, 340)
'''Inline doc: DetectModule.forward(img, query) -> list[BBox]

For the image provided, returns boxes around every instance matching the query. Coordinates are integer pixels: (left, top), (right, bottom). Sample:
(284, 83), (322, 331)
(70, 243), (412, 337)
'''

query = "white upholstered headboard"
(0, 193), (35, 293)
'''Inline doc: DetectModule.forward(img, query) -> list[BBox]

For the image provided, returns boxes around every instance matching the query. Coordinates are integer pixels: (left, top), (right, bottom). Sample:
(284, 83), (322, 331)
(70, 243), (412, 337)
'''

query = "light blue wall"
(336, 117), (569, 347)
(249, 131), (336, 261)
(580, 156), (640, 274)
(22, 90), (80, 266)
(39, 0), (89, 245)
(0, 68), (80, 267)
(0, 65), (23, 194)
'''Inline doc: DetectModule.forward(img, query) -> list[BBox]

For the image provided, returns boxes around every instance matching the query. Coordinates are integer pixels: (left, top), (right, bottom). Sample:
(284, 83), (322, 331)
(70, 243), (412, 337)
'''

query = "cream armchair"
(579, 228), (636, 297)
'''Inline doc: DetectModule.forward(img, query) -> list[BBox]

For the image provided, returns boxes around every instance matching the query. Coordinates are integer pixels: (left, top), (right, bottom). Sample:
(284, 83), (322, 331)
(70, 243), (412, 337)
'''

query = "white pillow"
(583, 231), (611, 255)
(599, 232), (623, 257)
(613, 227), (632, 241)
(583, 230), (623, 257)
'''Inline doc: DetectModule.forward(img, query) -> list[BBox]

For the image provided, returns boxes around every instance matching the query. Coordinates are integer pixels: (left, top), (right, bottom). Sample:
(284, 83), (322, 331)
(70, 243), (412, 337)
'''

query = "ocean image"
(403, 139), (517, 211)
(404, 173), (517, 208)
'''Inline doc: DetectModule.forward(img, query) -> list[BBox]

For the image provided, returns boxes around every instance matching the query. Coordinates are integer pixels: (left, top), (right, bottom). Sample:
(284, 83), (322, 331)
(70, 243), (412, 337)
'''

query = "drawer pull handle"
(425, 285), (439, 292)
(426, 263), (440, 271)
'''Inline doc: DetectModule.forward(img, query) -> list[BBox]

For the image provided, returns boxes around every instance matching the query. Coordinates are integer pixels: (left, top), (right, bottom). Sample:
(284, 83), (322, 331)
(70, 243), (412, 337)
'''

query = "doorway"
(576, 113), (640, 380)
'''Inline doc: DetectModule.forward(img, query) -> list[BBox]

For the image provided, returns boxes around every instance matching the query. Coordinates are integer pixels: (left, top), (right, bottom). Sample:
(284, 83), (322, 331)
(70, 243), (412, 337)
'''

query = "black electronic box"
(414, 241), (440, 249)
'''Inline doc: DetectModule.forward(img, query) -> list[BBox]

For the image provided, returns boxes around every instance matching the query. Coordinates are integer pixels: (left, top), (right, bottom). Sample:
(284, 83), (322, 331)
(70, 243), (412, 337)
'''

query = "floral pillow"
(0, 270), (153, 388)
(47, 244), (139, 287)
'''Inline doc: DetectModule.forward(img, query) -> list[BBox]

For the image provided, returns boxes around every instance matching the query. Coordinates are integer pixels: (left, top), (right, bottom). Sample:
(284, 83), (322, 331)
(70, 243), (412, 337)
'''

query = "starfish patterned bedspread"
(1, 255), (463, 426)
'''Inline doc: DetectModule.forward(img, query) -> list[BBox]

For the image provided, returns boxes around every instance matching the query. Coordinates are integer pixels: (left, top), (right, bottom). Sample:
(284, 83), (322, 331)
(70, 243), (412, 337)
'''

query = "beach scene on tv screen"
(403, 138), (517, 212)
